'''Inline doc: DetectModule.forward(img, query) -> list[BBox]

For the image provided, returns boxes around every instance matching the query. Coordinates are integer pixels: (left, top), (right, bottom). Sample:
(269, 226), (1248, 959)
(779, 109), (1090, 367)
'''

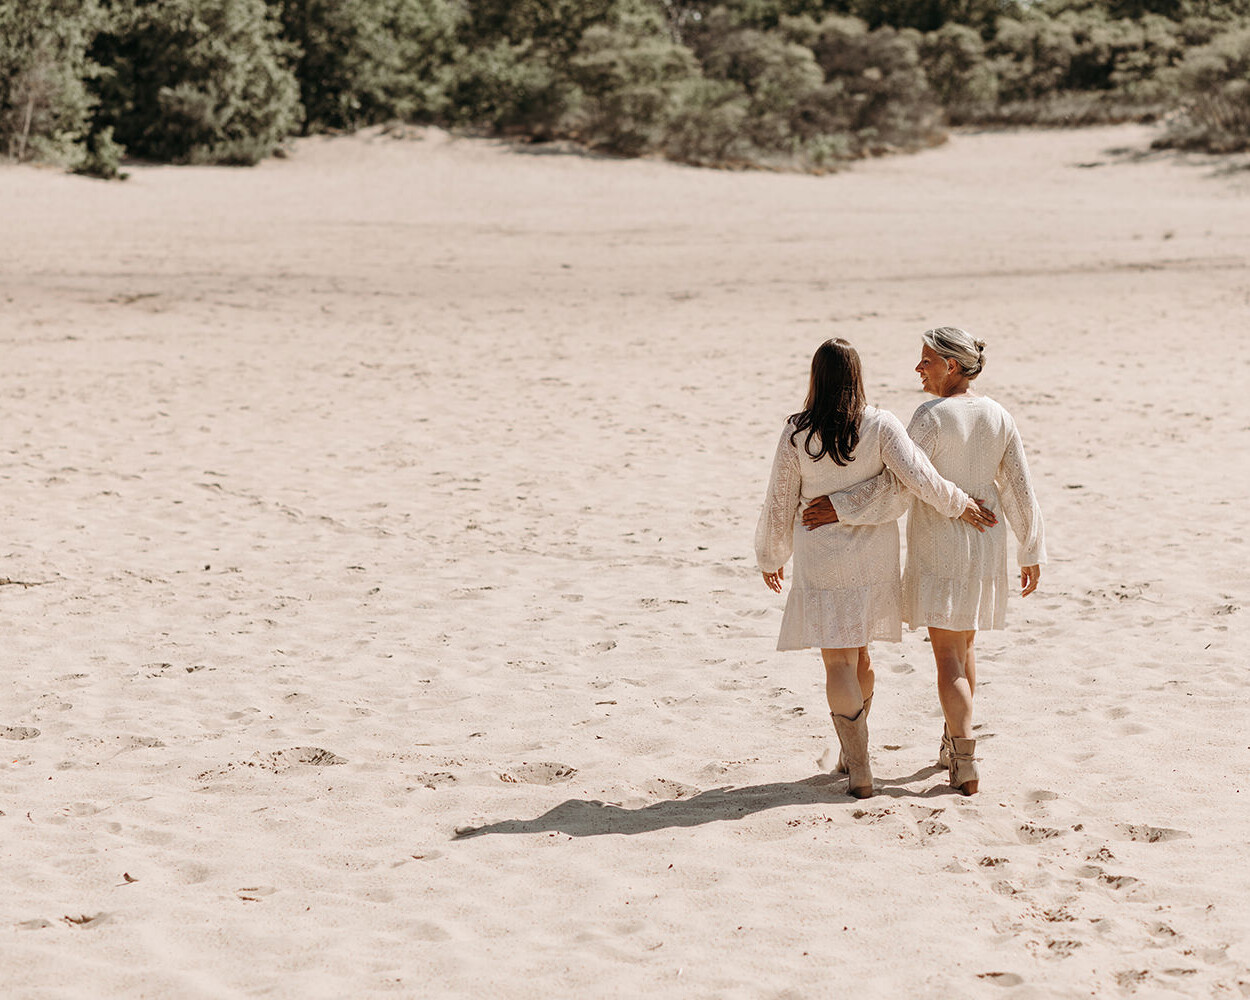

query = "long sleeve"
(826, 469), (909, 526)
(878, 409), (970, 518)
(754, 425), (802, 572)
(996, 420), (1047, 566)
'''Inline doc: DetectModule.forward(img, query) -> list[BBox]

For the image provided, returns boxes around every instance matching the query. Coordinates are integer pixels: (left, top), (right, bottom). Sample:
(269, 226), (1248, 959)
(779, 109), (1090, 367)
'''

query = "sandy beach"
(2, 123), (1249, 998)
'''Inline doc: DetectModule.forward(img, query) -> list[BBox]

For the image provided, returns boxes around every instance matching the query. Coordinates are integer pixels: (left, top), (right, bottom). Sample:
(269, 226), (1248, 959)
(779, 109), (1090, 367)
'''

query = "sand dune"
(2, 123), (1249, 998)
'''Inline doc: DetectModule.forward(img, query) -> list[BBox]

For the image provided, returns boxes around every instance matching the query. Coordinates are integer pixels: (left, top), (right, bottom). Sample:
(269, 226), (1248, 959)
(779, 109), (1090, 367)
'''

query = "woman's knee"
(822, 647), (860, 673)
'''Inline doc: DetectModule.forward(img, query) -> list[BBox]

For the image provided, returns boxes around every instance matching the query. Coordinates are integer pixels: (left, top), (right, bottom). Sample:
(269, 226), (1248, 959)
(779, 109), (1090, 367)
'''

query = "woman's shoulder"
(966, 394), (1016, 427)
(863, 404), (904, 432)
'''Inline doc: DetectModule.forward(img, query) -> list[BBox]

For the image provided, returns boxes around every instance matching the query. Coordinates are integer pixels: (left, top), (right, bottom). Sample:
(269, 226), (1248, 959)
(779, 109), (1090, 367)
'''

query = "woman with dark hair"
(755, 339), (995, 798)
(803, 327), (1046, 796)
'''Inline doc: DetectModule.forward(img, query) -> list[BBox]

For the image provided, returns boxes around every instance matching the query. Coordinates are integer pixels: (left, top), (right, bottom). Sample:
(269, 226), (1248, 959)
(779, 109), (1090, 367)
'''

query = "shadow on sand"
(453, 765), (952, 839)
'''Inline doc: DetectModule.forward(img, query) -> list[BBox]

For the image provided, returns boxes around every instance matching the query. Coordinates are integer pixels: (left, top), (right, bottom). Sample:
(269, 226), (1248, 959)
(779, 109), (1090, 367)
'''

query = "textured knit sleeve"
(754, 424), (802, 572)
(878, 409), (970, 518)
(826, 469), (909, 526)
(996, 417), (1047, 566)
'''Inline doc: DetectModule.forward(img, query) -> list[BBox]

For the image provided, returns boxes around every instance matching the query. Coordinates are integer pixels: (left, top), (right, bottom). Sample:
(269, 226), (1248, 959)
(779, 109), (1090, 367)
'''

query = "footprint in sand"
(497, 762), (577, 785)
(413, 771), (457, 789)
(1, 726), (40, 740)
(641, 777), (699, 799)
(62, 912), (110, 928)
(1116, 823), (1191, 843)
(271, 747), (347, 767)
(976, 972), (1024, 986)
(1017, 822), (1063, 844)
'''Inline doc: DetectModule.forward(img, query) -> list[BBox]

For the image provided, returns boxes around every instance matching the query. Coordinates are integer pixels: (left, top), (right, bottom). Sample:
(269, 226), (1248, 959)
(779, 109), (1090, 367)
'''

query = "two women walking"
(755, 328), (1046, 798)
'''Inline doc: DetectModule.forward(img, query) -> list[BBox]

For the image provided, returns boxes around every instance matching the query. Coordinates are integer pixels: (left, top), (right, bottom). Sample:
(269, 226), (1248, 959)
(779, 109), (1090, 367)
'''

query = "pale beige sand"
(2, 124), (1249, 998)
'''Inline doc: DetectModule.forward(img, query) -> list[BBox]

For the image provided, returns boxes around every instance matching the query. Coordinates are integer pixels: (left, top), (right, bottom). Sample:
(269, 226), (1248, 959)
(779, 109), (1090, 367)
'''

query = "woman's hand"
(762, 567), (784, 593)
(959, 498), (998, 533)
(801, 496), (839, 531)
(1021, 565), (1040, 597)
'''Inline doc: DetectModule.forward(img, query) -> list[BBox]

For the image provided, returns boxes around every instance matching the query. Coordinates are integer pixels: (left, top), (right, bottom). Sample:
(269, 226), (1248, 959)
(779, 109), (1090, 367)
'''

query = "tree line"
(3, 0), (1250, 178)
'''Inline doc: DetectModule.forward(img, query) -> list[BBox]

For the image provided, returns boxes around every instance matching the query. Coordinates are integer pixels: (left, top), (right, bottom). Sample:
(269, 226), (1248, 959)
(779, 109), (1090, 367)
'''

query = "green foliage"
(791, 15), (942, 154)
(567, 16), (702, 155)
(276, 0), (461, 132)
(90, 0), (301, 164)
(1160, 27), (1250, 149)
(73, 123), (127, 177)
(443, 40), (573, 133)
(918, 23), (998, 119)
(459, 0), (622, 60)
(846, 0), (1022, 34)
(662, 76), (751, 163)
(8, 0), (1250, 174)
(0, 0), (101, 162)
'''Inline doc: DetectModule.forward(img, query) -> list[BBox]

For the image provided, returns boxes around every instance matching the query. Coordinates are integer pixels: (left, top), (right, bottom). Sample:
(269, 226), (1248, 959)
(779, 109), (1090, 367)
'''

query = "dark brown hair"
(789, 338), (865, 465)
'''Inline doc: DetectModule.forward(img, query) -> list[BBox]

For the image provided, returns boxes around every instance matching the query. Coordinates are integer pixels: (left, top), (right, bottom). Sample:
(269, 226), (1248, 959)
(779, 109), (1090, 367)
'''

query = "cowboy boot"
(949, 736), (979, 796)
(835, 692), (873, 774)
(831, 705), (874, 799)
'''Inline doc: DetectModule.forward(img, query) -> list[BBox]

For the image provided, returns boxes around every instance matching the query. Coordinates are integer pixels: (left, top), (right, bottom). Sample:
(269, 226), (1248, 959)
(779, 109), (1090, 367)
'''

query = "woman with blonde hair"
(756, 338), (996, 798)
(803, 327), (1046, 795)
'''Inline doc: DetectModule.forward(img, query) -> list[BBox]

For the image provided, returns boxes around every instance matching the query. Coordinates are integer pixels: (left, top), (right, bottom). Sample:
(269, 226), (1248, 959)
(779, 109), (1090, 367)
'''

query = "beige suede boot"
(938, 723), (952, 769)
(835, 692), (873, 774)
(831, 706), (874, 799)
(949, 736), (979, 796)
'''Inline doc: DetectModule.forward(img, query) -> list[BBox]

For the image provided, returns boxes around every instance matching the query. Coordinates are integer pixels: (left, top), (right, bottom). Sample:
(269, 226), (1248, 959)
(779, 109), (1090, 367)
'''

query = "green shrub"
(275, 0), (461, 132)
(918, 22), (998, 121)
(988, 16), (1078, 102)
(848, 0), (1022, 34)
(662, 76), (752, 164)
(1159, 26), (1250, 149)
(443, 40), (572, 135)
(459, 0), (621, 60)
(699, 21), (825, 152)
(567, 18), (702, 155)
(90, 0), (300, 164)
(73, 123), (126, 178)
(0, 0), (101, 163)
(794, 15), (942, 154)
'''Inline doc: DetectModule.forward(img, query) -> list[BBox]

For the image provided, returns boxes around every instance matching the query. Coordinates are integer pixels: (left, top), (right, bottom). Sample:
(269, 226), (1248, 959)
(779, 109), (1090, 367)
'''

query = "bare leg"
(966, 633), (976, 698)
(927, 627), (977, 739)
(821, 647), (865, 718)
(856, 647), (875, 703)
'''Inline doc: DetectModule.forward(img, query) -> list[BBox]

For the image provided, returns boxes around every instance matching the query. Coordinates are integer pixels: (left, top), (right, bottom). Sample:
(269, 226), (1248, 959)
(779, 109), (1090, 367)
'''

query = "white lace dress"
(755, 406), (971, 650)
(830, 395), (1046, 631)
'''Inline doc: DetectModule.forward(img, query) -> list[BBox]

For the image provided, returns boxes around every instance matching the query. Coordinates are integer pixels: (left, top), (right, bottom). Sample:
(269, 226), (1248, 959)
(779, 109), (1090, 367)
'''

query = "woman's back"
(911, 396), (1013, 498)
(792, 406), (891, 500)
(902, 393), (1045, 631)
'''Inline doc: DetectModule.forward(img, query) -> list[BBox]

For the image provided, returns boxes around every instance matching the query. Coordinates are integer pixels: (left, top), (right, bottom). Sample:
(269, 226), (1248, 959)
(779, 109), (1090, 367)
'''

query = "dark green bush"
(443, 40), (573, 134)
(73, 123), (126, 178)
(90, 0), (301, 164)
(275, 0), (461, 132)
